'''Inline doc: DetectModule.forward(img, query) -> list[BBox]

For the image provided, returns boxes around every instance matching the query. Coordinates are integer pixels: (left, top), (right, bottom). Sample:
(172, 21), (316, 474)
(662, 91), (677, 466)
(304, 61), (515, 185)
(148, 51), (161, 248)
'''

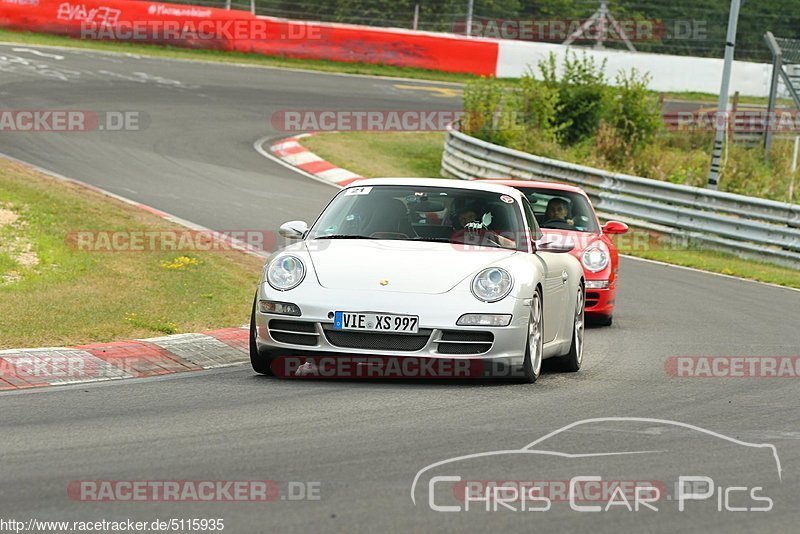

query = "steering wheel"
(542, 219), (575, 230)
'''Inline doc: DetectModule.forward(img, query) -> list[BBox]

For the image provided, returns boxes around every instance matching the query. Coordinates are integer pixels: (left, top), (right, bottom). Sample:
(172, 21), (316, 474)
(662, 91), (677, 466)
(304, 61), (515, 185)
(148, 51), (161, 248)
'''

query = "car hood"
(304, 240), (517, 294)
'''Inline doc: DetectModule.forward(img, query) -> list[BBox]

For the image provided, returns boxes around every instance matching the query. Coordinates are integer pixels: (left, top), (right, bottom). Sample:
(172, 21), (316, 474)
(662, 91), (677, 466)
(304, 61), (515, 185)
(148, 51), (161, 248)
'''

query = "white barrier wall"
(496, 40), (772, 97)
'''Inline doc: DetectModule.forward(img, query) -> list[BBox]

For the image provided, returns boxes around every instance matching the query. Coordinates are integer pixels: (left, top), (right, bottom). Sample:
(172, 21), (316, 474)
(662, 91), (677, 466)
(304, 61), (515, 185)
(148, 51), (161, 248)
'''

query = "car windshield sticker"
(344, 186), (372, 196)
(500, 195), (515, 204)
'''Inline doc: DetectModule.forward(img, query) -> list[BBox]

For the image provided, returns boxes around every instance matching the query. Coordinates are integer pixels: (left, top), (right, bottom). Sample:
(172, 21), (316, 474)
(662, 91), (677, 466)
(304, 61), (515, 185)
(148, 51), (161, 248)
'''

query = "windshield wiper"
(314, 234), (377, 240)
(409, 237), (452, 243)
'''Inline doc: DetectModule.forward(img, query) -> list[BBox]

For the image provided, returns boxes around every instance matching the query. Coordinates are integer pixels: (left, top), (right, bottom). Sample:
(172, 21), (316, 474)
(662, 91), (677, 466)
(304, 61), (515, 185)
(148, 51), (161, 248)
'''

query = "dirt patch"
(0, 206), (19, 227)
(0, 203), (39, 284)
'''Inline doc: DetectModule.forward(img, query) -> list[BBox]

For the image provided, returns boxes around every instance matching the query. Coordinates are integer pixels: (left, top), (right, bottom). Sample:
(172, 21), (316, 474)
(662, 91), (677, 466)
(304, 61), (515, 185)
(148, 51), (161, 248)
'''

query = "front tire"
(592, 314), (613, 327)
(556, 286), (585, 373)
(520, 289), (544, 383)
(250, 296), (274, 376)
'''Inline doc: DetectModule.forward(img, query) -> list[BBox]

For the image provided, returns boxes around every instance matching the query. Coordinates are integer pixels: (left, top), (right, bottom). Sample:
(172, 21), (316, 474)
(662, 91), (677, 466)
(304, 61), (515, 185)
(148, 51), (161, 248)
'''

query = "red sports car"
(486, 180), (628, 326)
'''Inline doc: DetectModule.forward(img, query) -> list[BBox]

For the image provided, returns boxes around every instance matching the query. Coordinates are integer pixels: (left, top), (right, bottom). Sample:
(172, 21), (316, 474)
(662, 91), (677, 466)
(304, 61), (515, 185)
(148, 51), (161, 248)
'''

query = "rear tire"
(556, 286), (585, 373)
(250, 296), (274, 376)
(520, 289), (544, 383)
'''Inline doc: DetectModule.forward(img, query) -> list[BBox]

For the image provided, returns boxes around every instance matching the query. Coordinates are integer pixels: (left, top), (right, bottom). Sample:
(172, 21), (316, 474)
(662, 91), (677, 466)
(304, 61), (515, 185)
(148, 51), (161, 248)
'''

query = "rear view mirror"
(279, 220), (309, 239)
(536, 240), (575, 254)
(602, 221), (629, 235)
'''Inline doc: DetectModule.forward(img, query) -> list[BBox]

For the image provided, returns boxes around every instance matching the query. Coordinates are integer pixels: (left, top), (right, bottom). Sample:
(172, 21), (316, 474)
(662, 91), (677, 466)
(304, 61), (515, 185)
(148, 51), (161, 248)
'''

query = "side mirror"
(279, 220), (309, 239)
(536, 240), (575, 254)
(602, 221), (629, 235)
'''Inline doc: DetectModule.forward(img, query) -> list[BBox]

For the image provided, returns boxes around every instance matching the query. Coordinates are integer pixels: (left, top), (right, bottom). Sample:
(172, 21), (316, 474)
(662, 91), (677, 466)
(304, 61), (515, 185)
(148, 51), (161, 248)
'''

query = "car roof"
(347, 177), (525, 200)
(482, 179), (588, 196)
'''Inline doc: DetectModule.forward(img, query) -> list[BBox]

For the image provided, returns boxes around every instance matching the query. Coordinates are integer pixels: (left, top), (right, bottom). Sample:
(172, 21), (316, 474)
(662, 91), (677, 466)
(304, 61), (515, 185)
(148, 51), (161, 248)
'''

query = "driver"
(455, 202), (483, 229)
(544, 198), (574, 226)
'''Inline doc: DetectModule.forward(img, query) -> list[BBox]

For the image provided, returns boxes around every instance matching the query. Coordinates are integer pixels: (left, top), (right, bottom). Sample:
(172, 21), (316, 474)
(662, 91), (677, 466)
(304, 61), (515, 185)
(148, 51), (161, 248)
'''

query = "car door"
(521, 197), (567, 343)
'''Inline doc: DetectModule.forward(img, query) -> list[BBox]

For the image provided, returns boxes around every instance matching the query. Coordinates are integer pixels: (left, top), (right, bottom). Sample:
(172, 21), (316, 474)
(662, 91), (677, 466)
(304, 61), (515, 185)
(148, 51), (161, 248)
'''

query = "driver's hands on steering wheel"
(543, 218), (575, 226)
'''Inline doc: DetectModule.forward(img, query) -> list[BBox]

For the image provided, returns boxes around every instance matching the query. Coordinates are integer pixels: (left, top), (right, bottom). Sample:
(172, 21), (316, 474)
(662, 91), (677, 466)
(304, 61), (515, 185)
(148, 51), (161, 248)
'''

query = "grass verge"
(623, 246), (800, 289)
(297, 131), (800, 289)
(302, 132), (445, 178)
(0, 159), (263, 349)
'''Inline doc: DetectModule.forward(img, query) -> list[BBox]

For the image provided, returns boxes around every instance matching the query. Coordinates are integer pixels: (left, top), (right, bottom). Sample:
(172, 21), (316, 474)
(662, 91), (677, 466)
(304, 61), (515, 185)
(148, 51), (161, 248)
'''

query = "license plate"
(334, 312), (419, 333)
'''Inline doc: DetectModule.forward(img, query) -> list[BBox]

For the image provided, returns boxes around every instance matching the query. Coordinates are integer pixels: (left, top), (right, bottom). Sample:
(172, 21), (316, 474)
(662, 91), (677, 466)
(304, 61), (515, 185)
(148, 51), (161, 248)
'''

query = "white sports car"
(250, 178), (585, 382)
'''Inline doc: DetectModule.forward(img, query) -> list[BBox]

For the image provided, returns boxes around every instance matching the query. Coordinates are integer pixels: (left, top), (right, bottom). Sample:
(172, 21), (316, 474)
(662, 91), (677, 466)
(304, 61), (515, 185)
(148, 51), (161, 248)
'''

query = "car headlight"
(582, 246), (609, 272)
(266, 255), (306, 291)
(471, 268), (513, 302)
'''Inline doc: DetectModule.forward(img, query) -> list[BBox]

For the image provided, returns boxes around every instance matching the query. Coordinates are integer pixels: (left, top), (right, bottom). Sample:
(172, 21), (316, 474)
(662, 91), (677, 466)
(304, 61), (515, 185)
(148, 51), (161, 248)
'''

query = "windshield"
(518, 188), (599, 233)
(308, 185), (527, 251)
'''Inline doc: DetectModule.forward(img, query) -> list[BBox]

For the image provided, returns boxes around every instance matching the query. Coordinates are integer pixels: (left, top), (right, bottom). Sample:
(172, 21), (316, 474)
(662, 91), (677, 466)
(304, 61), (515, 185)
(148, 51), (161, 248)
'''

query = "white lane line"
(0, 41), (465, 86)
(11, 47), (64, 60)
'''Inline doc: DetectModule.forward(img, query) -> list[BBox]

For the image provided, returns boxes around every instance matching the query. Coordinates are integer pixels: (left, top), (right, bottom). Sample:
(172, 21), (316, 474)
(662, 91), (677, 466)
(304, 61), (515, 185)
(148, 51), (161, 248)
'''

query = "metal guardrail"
(442, 126), (800, 268)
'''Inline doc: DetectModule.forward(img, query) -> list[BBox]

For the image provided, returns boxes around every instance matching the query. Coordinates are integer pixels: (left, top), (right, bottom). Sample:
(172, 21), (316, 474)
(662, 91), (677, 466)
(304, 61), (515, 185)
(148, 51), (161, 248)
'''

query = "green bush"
(512, 70), (565, 148)
(462, 76), (514, 147)
(458, 53), (798, 203)
(610, 69), (662, 150)
(540, 52), (610, 144)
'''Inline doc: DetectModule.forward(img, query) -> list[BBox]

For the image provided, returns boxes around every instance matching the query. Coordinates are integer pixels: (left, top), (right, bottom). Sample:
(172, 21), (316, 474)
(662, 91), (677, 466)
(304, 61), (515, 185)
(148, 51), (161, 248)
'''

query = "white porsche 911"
(250, 178), (585, 383)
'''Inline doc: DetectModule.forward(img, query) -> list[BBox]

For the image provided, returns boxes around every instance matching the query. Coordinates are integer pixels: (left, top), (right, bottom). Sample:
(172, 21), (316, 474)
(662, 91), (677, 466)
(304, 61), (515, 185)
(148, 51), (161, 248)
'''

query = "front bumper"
(584, 286), (615, 317)
(254, 282), (530, 367)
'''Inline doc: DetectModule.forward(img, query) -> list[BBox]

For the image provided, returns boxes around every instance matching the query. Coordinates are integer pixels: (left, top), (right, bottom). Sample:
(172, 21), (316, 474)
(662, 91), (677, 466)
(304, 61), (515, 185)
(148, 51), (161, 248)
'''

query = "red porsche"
(487, 180), (628, 326)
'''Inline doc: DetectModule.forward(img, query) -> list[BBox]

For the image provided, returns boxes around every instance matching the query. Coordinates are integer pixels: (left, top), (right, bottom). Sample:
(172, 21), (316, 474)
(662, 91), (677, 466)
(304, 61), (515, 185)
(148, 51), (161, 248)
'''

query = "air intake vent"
(437, 330), (494, 355)
(269, 320), (319, 346)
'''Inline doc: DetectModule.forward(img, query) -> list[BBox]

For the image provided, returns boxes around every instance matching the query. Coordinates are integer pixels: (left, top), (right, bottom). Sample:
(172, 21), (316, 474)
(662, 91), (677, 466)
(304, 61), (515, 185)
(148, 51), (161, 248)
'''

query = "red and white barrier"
(0, 0), (499, 75)
(271, 134), (361, 187)
(0, 0), (772, 94)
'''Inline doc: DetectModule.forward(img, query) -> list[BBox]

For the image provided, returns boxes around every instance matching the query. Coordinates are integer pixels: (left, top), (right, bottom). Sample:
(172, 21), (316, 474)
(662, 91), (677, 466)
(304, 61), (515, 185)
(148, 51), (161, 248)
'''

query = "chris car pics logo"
(411, 417), (781, 513)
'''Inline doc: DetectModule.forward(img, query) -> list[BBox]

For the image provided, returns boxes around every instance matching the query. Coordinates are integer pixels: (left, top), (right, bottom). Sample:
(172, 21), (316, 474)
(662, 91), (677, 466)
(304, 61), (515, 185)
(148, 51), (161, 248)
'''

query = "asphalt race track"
(1, 43), (799, 533)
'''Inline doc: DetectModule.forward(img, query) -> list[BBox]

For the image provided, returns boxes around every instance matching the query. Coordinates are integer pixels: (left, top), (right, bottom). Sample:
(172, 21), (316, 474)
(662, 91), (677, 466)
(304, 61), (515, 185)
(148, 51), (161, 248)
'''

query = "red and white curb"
(270, 133), (363, 187)
(0, 328), (249, 391)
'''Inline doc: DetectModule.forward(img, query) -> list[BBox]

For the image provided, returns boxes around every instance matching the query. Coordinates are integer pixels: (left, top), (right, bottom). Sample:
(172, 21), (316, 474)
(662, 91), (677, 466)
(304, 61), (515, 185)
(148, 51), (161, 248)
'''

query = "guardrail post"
(764, 32), (783, 158)
(707, 0), (742, 190)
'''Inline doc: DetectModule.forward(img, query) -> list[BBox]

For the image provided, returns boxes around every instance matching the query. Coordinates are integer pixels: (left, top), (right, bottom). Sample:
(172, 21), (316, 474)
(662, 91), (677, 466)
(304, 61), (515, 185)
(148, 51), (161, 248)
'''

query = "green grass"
(626, 247), (800, 288)
(0, 159), (264, 349)
(0, 28), (476, 84)
(302, 132), (446, 178)
(656, 91), (791, 107)
(299, 131), (800, 289)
